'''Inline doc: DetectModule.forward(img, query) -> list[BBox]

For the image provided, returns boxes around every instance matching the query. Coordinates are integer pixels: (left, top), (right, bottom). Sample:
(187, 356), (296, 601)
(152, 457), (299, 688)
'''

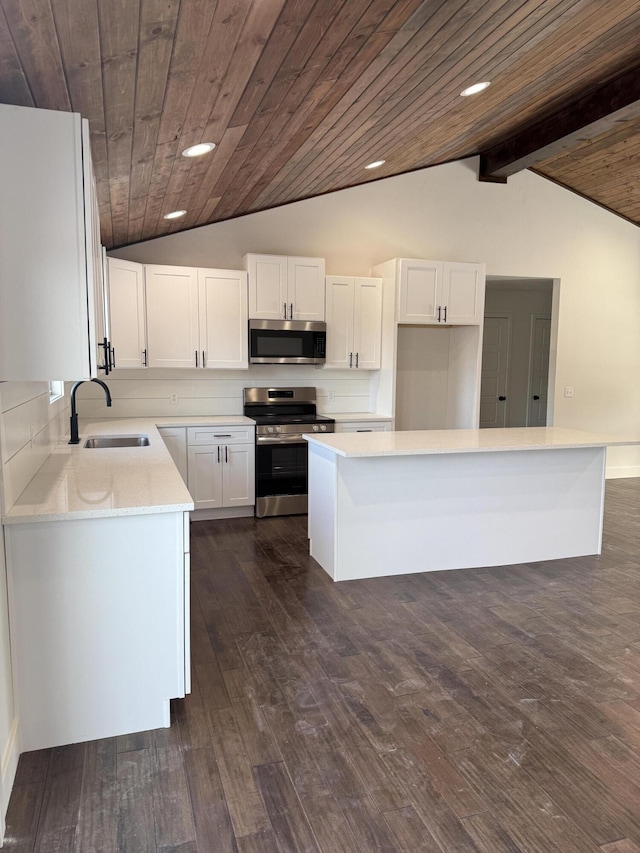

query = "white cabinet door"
(158, 427), (188, 484)
(325, 276), (355, 369)
(287, 257), (326, 321)
(198, 268), (248, 369)
(146, 266), (199, 368)
(187, 445), (223, 509)
(107, 258), (147, 368)
(353, 277), (382, 370)
(442, 262), (485, 325)
(222, 444), (255, 506)
(246, 254), (288, 320)
(0, 105), (102, 380)
(398, 259), (442, 324)
(325, 276), (382, 369)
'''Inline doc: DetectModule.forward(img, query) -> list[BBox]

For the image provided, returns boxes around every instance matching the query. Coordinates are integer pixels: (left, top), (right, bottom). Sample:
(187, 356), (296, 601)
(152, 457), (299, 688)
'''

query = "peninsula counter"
(305, 427), (637, 581)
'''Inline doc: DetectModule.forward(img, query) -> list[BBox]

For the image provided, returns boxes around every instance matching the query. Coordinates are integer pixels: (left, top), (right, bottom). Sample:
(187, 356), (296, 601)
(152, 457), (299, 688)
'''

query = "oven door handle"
(256, 435), (308, 445)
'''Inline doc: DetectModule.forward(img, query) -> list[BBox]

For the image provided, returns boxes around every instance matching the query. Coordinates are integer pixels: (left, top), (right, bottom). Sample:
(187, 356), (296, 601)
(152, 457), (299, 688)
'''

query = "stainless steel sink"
(84, 434), (150, 448)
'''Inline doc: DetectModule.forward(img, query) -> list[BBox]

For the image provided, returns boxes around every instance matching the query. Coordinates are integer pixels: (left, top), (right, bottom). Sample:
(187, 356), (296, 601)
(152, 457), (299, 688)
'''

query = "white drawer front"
(335, 421), (393, 433)
(187, 425), (254, 445)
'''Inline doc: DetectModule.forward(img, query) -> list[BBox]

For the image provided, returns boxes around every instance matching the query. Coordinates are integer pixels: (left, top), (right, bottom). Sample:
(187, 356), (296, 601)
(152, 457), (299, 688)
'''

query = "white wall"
(112, 157), (640, 476)
(484, 282), (553, 428)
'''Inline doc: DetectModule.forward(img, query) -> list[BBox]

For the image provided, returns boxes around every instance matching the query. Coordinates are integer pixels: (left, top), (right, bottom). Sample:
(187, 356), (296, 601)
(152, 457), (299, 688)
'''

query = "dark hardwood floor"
(6, 479), (640, 851)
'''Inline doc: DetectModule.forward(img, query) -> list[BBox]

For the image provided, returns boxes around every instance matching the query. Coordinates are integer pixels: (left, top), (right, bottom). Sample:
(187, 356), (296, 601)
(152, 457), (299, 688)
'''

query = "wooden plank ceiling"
(1, 0), (640, 249)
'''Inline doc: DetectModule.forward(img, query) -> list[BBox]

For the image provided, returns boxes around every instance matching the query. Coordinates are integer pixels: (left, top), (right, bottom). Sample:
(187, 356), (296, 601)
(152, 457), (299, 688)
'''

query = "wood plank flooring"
(7, 478), (640, 851)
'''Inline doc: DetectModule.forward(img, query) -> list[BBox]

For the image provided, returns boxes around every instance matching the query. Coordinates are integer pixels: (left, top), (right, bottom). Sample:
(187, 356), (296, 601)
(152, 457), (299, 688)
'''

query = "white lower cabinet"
(5, 511), (189, 750)
(186, 426), (255, 513)
(335, 420), (394, 433)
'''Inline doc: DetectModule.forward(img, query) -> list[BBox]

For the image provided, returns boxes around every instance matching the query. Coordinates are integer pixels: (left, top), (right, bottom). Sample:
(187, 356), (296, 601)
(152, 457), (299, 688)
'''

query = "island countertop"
(304, 426), (639, 458)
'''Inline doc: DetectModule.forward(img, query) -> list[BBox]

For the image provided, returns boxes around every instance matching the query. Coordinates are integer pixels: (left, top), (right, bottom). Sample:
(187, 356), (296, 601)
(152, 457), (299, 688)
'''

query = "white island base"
(306, 428), (632, 582)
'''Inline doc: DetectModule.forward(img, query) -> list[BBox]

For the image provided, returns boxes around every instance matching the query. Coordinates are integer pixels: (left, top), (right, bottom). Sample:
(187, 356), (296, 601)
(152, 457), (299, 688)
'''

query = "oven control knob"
(267, 426), (275, 433)
(276, 425), (281, 432)
(320, 425), (327, 432)
(312, 424), (319, 432)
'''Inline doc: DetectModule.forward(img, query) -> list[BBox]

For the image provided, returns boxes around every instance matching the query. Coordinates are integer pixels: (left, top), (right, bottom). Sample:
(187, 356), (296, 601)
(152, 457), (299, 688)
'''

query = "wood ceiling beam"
(479, 65), (640, 182)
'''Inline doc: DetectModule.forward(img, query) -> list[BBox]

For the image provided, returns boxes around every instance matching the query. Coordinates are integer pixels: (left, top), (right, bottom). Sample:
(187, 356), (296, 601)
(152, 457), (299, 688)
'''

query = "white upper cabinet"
(397, 259), (485, 325)
(325, 276), (382, 370)
(198, 269), (248, 369)
(107, 258), (147, 369)
(145, 266), (200, 369)
(0, 104), (106, 380)
(245, 253), (325, 321)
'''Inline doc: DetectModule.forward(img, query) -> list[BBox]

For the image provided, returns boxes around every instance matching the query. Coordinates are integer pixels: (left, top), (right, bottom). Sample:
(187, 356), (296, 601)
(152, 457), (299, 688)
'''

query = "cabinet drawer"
(335, 421), (393, 433)
(187, 425), (254, 445)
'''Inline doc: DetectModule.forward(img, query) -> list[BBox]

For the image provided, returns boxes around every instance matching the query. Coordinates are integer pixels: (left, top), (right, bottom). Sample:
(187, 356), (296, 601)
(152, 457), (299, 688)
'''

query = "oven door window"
(256, 442), (308, 497)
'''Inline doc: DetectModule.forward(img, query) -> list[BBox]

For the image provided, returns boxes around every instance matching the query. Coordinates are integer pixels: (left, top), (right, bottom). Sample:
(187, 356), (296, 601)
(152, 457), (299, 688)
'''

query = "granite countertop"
(2, 417), (203, 525)
(304, 426), (639, 458)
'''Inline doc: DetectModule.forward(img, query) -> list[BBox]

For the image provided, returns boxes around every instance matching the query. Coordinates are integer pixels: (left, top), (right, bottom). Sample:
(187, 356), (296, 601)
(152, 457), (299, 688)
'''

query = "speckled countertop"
(2, 416), (252, 525)
(304, 426), (639, 458)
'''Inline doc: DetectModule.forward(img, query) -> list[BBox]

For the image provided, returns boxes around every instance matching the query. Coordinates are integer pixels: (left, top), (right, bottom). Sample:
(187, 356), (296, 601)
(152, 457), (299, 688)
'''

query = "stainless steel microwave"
(249, 320), (326, 364)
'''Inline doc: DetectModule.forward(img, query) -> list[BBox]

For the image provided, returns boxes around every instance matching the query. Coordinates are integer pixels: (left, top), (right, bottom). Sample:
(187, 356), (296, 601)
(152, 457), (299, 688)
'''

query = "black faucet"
(69, 378), (112, 445)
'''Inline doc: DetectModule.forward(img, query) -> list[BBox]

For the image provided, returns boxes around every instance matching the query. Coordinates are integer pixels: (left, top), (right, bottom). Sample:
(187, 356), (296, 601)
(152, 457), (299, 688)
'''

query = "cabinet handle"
(290, 303), (293, 320)
(357, 429), (372, 432)
(283, 302), (287, 319)
(355, 352), (359, 368)
(213, 434), (232, 438)
(443, 306), (447, 323)
(195, 350), (199, 367)
(217, 446), (220, 463)
(225, 446), (228, 463)
(98, 337), (109, 374)
(142, 348), (147, 367)
(110, 346), (116, 369)
(437, 306), (441, 322)
(202, 350), (206, 368)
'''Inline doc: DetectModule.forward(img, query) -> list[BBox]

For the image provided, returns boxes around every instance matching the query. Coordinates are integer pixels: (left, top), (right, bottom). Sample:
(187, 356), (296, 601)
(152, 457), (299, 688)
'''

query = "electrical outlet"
(328, 390), (335, 402)
(29, 423), (36, 447)
(170, 393), (178, 405)
(564, 386), (574, 398)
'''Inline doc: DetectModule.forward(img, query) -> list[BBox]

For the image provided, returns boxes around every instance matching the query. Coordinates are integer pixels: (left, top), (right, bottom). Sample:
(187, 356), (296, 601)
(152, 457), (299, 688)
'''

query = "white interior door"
(527, 315), (551, 427)
(480, 315), (511, 428)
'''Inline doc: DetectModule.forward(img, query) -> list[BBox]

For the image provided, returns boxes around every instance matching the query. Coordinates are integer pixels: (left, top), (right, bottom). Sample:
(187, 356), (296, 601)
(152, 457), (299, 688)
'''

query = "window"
(49, 381), (64, 403)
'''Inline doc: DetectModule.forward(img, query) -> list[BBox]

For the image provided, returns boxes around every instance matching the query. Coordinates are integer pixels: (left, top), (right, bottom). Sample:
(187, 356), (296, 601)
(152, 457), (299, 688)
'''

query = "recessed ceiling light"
(365, 159), (386, 170)
(163, 210), (187, 220)
(460, 81), (491, 97)
(181, 142), (216, 158)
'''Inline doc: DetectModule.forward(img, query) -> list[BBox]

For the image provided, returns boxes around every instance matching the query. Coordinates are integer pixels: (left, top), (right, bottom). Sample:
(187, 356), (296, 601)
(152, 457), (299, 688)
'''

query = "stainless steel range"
(243, 387), (335, 518)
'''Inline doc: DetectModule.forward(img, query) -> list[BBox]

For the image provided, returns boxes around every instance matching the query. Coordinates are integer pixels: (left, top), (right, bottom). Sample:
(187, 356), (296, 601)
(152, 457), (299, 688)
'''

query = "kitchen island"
(305, 427), (637, 582)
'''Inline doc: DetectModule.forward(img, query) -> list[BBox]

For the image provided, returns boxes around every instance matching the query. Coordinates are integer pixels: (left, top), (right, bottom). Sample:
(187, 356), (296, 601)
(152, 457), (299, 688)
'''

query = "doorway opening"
(480, 277), (558, 428)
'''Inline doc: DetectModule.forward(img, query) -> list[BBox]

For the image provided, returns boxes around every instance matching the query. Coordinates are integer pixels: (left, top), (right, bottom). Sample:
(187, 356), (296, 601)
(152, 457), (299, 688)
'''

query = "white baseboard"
(191, 506), (254, 521)
(606, 465), (640, 479)
(0, 716), (20, 841)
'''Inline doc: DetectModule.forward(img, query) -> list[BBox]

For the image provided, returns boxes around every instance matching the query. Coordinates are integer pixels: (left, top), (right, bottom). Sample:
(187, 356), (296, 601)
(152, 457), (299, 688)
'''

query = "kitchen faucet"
(68, 378), (112, 445)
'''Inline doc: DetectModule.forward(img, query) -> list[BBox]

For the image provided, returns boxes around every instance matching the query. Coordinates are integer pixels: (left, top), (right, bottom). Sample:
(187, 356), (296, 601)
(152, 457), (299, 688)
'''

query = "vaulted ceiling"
(1, 0), (640, 249)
